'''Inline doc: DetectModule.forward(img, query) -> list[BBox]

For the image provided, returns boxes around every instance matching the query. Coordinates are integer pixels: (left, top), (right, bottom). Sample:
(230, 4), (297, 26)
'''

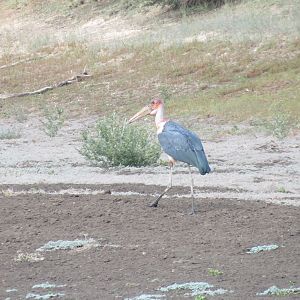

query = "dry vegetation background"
(0, 0), (299, 131)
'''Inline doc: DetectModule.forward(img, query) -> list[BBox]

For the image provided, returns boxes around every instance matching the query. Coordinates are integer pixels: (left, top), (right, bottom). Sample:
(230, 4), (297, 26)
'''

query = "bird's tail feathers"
(195, 149), (211, 175)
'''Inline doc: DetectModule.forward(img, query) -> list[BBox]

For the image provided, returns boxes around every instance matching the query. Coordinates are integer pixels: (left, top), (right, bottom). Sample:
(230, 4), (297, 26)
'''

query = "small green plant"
(142, 0), (233, 10)
(14, 252), (44, 262)
(0, 128), (21, 140)
(274, 289), (300, 296)
(208, 268), (223, 276)
(231, 125), (239, 134)
(5, 0), (28, 9)
(80, 113), (161, 167)
(195, 295), (207, 300)
(13, 106), (28, 123)
(42, 105), (65, 137)
(266, 111), (292, 139)
(276, 186), (289, 193)
(255, 101), (295, 139)
(26, 292), (65, 299)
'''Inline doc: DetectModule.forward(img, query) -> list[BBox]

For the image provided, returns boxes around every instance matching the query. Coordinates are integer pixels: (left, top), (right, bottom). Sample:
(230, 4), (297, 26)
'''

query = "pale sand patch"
(0, 117), (299, 207)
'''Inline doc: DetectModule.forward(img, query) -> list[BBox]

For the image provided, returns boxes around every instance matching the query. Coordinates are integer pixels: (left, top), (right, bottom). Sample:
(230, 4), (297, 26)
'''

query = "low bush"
(253, 101), (297, 139)
(42, 105), (65, 137)
(80, 113), (161, 167)
(113, 0), (237, 12)
(0, 128), (21, 140)
(150, 0), (235, 9)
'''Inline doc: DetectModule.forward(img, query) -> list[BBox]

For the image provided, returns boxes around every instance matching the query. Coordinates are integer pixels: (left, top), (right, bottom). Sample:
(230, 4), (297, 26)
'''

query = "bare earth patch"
(1, 186), (299, 299)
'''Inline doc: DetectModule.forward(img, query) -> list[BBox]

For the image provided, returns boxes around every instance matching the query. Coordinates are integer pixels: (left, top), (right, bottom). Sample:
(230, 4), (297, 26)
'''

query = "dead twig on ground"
(0, 71), (92, 100)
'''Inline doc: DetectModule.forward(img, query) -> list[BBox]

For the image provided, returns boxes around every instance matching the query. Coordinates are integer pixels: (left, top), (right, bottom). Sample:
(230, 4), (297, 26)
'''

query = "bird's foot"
(148, 201), (158, 208)
(189, 208), (196, 215)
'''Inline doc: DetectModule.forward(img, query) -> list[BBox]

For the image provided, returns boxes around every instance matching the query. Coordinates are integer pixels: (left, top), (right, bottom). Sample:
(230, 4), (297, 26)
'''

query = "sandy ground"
(0, 117), (299, 207)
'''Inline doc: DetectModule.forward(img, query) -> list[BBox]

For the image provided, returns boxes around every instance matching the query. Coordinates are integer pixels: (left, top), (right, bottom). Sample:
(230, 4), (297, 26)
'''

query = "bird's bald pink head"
(150, 98), (163, 110)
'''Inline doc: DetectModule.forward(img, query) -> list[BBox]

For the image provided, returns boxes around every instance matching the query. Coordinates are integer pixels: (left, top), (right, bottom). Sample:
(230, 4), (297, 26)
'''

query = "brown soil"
(1, 183), (299, 300)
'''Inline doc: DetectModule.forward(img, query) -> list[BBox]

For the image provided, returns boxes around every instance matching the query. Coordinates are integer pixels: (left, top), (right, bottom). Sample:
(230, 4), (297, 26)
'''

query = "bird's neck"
(155, 104), (166, 127)
(155, 104), (169, 134)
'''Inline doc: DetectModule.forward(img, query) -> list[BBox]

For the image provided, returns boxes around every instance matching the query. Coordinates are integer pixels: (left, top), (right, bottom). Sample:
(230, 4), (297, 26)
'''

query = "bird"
(128, 98), (211, 213)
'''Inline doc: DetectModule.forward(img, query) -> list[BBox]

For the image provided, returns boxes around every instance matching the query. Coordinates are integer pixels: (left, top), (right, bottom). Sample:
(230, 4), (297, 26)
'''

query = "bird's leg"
(149, 163), (173, 208)
(188, 165), (196, 214)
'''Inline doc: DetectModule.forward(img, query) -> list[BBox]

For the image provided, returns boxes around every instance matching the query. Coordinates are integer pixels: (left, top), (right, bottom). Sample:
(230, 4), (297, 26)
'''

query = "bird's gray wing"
(158, 121), (210, 175)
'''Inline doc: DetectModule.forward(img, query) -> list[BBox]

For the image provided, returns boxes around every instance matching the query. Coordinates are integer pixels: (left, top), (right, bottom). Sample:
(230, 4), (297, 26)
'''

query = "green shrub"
(0, 128), (21, 140)
(42, 105), (65, 137)
(208, 268), (223, 276)
(254, 101), (296, 139)
(112, 0), (237, 12)
(80, 114), (161, 167)
(266, 111), (293, 139)
(147, 0), (237, 9)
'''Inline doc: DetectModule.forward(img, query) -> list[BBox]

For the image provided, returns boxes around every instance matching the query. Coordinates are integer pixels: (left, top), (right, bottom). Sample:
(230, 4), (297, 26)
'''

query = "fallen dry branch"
(0, 71), (92, 100)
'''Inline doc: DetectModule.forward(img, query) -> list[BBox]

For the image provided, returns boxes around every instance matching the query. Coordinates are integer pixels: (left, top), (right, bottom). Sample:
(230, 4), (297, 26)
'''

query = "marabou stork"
(129, 98), (211, 213)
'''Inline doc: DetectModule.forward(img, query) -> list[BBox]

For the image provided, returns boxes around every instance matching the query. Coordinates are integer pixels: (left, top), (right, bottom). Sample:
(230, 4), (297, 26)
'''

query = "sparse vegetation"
(276, 186), (289, 193)
(0, 128), (21, 140)
(14, 252), (44, 262)
(266, 112), (293, 139)
(1, 0), (300, 127)
(208, 268), (223, 276)
(41, 105), (65, 137)
(148, 0), (237, 9)
(111, 0), (213, 12)
(159, 281), (229, 296)
(14, 106), (28, 123)
(257, 285), (300, 297)
(80, 114), (161, 167)
(26, 292), (65, 299)
(254, 101), (298, 139)
(36, 238), (100, 251)
(5, 0), (29, 9)
(247, 244), (279, 254)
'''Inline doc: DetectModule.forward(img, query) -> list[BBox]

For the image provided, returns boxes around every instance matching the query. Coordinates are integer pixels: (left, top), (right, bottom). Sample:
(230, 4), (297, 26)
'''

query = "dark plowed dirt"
(1, 184), (299, 300)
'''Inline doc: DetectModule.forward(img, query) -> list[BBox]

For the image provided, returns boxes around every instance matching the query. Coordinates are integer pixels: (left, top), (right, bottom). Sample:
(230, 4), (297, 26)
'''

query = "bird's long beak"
(128, 105), (151, 124)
